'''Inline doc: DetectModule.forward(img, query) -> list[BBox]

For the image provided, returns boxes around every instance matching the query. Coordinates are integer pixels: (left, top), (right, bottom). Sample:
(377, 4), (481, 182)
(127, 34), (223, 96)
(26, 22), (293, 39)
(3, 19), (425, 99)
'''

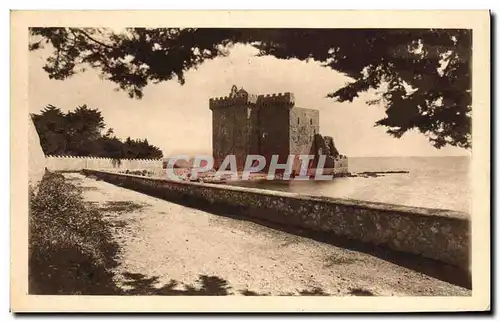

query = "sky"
(29, 43), (470, 158)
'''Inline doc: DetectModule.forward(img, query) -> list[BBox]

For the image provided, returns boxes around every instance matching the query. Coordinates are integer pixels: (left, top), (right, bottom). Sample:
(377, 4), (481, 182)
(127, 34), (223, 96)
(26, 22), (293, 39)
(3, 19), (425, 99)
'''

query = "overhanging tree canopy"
(29, 28), (472, 149)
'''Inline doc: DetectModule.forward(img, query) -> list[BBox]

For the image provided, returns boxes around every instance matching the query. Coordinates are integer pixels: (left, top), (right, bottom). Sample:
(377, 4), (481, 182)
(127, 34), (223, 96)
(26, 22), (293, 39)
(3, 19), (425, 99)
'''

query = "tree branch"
(71, 28), (116, 49)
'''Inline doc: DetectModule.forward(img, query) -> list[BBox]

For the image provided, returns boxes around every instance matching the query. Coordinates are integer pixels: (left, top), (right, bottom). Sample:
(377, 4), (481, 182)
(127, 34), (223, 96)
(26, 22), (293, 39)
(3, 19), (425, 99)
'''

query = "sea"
(227, 156), (471, 214)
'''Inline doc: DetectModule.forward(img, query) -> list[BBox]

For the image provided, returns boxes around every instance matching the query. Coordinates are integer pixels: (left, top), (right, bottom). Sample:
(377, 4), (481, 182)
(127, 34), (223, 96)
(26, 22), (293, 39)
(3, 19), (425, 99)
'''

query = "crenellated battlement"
(46, 155), (162, 162)
(256, 92), (295, 107)
(209, 87), (295, 109)
(209, 94), (258, 109)
(45, 155), (163, 172)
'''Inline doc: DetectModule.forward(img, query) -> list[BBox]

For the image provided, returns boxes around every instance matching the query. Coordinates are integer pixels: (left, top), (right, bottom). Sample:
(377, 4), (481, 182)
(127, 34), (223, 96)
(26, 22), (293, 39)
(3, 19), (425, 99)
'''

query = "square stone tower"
(209, 86), (258, 170)
(209, 86), (327, 173)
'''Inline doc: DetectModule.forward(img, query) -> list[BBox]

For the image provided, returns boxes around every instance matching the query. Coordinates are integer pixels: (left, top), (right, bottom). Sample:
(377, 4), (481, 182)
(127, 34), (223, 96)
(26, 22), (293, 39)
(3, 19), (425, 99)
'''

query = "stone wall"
(28, 116), (46, 190)
(82, 170), (470, 269)
(331, 156), (349, 174)
(211, 105), (251, 170)
(289, 108), (320, 172)
(46, 156), (162, 173)
(289, 107), (320, 155)
(255, 105), (291, 167)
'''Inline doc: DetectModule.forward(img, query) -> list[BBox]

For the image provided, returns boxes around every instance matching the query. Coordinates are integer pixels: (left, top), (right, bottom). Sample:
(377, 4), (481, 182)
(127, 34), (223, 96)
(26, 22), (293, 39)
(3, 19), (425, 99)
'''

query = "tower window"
(310, 118), (312, 125)
(297, 117), (300, 125)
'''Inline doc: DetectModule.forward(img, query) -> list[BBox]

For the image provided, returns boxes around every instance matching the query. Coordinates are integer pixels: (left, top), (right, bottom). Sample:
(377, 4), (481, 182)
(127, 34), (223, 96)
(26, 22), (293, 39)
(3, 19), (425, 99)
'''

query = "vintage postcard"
(11, 10), (490, 312)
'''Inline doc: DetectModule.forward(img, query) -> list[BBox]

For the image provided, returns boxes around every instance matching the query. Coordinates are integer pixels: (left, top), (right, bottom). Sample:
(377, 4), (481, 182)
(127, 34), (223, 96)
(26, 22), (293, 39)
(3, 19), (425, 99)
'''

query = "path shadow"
(240, 289), (266, 296)
(100, 200), (147, 213)
(236, 216), (472, 289)
(348, 288), (375, 296)
(119, 272), (335, 296)
(263, 221), (472, 290)
(298, 287), (330, 296)
(240, 286), (334, 296)
(323, 253), (363, 267)
(120, 272), (231, 295)
(63, 176), (83, 183)
(81, 186), (99, 191)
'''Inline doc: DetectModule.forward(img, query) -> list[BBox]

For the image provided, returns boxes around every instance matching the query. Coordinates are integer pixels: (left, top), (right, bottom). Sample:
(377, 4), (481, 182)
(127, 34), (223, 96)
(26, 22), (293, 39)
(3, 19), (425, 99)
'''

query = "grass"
(28, 171), (120, 294)
(99, 200), (147, 213)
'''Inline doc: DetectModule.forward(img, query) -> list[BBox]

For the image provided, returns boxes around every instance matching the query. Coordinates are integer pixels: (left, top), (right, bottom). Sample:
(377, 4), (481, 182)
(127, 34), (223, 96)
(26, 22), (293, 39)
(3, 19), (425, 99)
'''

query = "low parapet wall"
(82, 169), (470, 269)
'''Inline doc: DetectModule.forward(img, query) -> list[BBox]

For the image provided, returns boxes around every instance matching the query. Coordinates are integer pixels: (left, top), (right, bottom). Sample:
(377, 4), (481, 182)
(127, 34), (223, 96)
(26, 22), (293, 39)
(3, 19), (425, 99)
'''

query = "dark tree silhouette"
(31, 105), (68, 155)
(31, 104), (163, 159)
(29, 28), (471, 149)
(64, 105), (106, 156)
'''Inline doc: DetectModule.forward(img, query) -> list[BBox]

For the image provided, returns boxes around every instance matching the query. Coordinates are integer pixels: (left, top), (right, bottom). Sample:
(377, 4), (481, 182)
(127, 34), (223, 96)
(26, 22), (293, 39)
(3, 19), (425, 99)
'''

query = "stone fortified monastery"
(209, 85), (348, 174)
(30, 85), (348, 181)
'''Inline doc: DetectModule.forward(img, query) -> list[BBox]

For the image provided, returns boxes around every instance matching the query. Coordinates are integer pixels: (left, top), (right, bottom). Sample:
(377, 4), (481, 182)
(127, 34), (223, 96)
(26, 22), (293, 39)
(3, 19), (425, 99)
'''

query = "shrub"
(29, 171), (118, 294)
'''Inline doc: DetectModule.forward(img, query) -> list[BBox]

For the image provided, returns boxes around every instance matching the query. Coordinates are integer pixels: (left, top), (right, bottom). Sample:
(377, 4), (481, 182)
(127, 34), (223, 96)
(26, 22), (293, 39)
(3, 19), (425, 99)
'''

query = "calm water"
(227, 157), (471, 213)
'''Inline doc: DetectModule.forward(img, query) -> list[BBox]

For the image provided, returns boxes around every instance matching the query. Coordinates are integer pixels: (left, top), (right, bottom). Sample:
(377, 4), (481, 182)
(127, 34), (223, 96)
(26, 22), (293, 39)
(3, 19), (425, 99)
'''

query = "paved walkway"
(66, 173), (470, 296)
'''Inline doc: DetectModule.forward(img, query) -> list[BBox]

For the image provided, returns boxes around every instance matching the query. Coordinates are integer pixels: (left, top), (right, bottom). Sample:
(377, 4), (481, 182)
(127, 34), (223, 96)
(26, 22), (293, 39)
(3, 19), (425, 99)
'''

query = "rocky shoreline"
(188, 170), (410, 183)
(349, 171), (410, 178)
(117, 169), (410, 183)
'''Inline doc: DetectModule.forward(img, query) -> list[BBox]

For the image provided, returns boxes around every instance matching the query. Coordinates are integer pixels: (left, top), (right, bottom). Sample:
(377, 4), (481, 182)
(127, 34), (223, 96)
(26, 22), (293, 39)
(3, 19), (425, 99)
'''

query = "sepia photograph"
(11, 10), (490, 312)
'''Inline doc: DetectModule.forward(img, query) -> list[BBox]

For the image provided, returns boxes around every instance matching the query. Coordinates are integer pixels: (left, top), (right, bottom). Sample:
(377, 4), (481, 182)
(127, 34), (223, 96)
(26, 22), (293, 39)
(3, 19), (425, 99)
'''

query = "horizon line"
(161, 154), (471, 159)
